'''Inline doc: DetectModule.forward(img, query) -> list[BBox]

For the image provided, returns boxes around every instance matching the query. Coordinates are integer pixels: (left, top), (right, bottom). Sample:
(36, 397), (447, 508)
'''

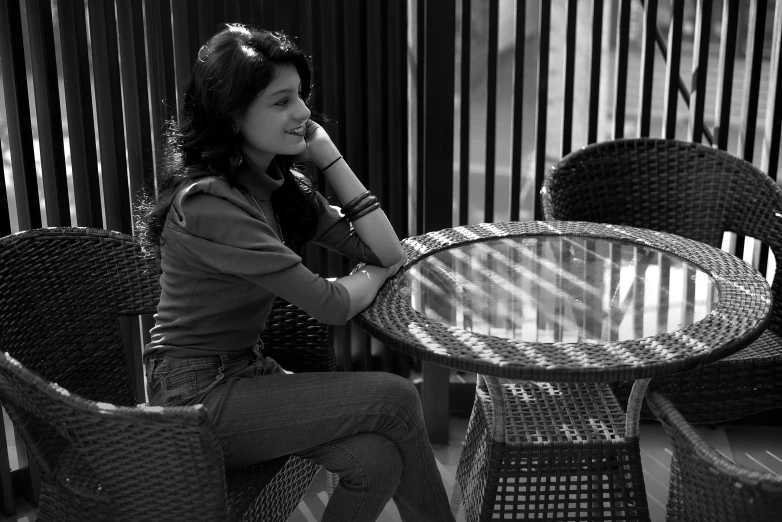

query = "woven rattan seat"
(0, 227), (336, 521)
(647, 390), (782, 521)
(541, 138), (782, 423)
(456, 378), (648, 521)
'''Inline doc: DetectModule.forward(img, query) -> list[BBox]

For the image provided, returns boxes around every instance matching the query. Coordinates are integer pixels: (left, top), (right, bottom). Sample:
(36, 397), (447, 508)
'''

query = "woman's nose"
(296, 98), (311, 120)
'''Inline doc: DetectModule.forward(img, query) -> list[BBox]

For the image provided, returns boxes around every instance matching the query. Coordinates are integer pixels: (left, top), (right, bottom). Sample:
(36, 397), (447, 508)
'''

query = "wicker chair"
(541, 138), (782, 424)
(0, 227), (336, 521)
(647, 390), (782, 521)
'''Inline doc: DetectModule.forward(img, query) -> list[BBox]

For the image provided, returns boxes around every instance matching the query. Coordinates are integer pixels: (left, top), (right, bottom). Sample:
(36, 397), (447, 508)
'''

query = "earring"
(230, 153), (243, 168)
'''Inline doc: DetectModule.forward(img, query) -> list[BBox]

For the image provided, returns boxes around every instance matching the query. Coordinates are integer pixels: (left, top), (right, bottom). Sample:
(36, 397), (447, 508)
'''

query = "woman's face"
(238, 63), (311, 172)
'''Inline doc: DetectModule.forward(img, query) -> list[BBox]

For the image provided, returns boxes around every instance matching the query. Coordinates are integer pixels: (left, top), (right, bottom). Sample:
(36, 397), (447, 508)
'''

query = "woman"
(137, 24), (454, 522)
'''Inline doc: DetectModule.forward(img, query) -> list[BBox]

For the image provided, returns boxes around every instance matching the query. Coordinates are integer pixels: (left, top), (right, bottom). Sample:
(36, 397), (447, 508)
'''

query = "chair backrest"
(647, 390), (782, 521)
(541, 138), (782, 336)
(261, 299), (336, 372)
(0, 349), (231, 520)
(0, 227), (160, 403)
(0, 227), (161, 478)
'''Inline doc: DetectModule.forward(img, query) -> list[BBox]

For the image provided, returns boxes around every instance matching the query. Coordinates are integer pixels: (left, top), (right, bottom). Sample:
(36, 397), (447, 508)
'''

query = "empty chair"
(541, 138), (782, 423)
(0, 227), (335, 521)
(647, 390), (782, 521)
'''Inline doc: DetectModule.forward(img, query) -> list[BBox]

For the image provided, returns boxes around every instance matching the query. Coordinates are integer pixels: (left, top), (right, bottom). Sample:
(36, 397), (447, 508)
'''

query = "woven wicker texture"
(356, 220), (772, 383)
(456, 379), (648, 521)
(355, 220), (771, 522)
(541, 138), (782, 422)
(647, 390), (782, 521)
(0, 227), (333, 521)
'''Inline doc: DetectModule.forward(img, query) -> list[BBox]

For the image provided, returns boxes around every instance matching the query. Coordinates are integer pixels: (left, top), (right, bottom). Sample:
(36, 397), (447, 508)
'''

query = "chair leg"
(454, 393), (493, 521)
(326, 470), (339, 498)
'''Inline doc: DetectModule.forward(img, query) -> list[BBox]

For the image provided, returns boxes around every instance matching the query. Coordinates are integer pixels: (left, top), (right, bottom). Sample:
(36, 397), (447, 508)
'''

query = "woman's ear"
(232, 116), (244, 134)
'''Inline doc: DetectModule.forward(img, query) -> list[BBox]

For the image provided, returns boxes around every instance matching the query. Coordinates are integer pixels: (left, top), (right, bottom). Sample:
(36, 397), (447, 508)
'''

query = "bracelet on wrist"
(350, 262), (367, 275)
(320, 155), (343, 172)
(346, 195), (378, 218)
(342, 191), (372, 216)
(350, 201), (382, 221)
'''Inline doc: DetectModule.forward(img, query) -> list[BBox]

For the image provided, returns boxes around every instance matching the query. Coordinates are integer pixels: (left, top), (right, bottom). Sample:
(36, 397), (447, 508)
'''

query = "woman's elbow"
(376, 246), (406, 268)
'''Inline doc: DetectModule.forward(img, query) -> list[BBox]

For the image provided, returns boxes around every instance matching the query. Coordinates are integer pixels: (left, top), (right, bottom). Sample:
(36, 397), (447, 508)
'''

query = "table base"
(452, 376), (651, 521)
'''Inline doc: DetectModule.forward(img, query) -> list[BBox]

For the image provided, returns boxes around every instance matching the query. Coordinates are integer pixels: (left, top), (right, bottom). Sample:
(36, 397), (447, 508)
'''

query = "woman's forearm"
(315, 145), (405, 267)
(335, 262), (400, 319)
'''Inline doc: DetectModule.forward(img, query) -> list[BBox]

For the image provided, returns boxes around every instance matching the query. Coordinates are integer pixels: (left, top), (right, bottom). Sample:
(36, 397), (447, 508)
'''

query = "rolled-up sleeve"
(309, 192), (381, 264)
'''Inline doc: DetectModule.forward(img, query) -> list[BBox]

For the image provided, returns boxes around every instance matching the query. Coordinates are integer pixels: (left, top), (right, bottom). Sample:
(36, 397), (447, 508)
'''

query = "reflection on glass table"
(400, 236), (718, 344)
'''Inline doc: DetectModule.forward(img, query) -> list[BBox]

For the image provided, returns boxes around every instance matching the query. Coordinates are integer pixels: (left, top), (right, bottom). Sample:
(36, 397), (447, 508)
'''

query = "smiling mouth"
(286, 124), (306, 137)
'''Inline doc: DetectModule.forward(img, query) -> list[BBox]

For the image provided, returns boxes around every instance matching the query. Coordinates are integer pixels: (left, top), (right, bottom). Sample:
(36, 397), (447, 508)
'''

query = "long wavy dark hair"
(136, 24), (318, 258)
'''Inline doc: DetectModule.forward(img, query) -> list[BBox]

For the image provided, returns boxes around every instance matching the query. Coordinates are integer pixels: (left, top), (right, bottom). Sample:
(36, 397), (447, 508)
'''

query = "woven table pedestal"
(453, 377), (648, 522)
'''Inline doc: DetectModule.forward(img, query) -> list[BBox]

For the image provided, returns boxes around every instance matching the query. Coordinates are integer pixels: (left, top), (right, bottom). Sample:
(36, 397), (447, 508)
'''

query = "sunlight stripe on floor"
(715, 449), (735, 463)
(745, 453), (781, 475)
(317, 491), (329, 506)
(767, 450), (782, 465)
(646, 491), (666, 510)
(296, 501), (318, 522)
(642, 448), (671, 473)
(642, 467), (669, 490)
(436, 457), (456, 492)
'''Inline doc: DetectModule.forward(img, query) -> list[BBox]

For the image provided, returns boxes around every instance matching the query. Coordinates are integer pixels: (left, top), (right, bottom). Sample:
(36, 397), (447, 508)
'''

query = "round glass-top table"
(400, 235), (718, 345)
(357, 221), (771, 382)
(354, 221), (773, 521)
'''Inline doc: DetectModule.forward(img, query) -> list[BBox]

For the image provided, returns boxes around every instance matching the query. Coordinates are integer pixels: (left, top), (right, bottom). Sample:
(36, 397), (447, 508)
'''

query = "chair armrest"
(260, 298), (337, 373)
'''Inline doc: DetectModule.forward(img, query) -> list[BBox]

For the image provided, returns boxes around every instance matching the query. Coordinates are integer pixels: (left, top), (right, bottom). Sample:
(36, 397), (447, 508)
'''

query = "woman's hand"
(295, 120), (340, 169)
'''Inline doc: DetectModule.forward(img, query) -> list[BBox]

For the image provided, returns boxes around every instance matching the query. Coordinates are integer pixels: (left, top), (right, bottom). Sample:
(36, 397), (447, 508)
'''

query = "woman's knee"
(374, 372), (424, 418)
(330, 433), (403, 491)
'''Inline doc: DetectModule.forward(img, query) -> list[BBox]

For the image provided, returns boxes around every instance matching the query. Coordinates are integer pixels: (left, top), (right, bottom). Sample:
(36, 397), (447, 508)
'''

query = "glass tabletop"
(399, 236), (719, 343)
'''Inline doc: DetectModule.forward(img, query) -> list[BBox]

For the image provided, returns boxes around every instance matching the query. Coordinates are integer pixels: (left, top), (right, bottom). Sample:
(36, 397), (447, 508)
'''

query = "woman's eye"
(275, 98), (288, 106)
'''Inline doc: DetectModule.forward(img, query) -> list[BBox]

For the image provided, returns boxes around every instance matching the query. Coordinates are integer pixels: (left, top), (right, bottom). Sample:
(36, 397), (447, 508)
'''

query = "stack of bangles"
(342, 190), (382, 222)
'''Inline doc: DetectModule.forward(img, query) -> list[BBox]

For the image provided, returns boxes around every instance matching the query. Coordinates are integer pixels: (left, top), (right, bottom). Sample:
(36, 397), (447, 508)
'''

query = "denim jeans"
(145, 346), (454, 522)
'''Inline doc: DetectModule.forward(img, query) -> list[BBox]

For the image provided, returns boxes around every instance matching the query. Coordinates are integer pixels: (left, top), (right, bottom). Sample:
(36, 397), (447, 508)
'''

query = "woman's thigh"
(203, 369), (423, 469)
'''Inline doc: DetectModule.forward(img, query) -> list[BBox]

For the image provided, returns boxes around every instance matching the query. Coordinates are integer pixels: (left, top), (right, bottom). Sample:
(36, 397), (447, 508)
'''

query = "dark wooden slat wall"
(25, 0), (69, 227)
(116, 0), (154, 215)
(587, 0), (603, 144)
(689, 0), (712, 143)
(763, 0), (782, 180)
(0, 0), (40, 232)
(533, 0), (550, 221)
(420, 0), (456, 444)
(483, 0), (499, 223)
(638, 0), (658, 137)
(7, 1), (782, 264)
(458, 0), (471, 226)
(509, 0), (526, 221)
(561, 0), (577, 157)
(739, 0), (769, 164)
(715, 0), (740, 150)
(142, 0), (177, 191)
(57, 0), (102, 228)
(612, 0), (632, 139)
(757, 0), (782, 276)
(662, 0), (684, 139)
(88, 0), (131, 233)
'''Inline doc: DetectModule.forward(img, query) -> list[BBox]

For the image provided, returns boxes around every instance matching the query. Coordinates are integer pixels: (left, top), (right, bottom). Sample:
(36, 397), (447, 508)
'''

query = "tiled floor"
(2, 413), (781, 521)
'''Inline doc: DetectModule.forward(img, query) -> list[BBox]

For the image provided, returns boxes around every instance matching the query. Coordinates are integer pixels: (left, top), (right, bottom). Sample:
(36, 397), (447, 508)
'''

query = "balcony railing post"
(420, 0), (456, 444)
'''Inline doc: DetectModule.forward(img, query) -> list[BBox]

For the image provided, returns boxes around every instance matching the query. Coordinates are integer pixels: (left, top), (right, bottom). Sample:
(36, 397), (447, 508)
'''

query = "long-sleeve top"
(144, 165), (376, 358)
